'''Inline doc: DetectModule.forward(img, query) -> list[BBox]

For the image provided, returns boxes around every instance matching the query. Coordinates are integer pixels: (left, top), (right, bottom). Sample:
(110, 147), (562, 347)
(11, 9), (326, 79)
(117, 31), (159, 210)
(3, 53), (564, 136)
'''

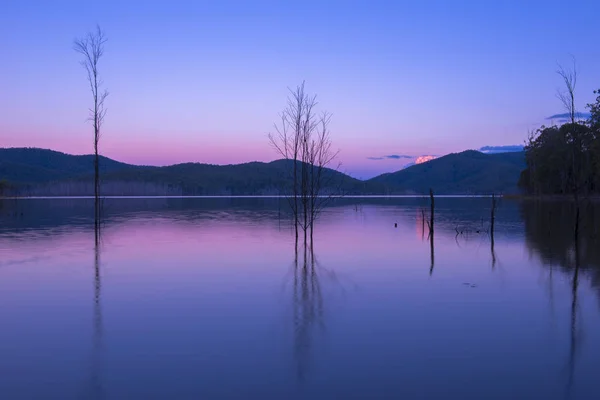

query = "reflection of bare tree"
(90, 223), (104, 399)
(418, 208), (426, 241)
(523, 201), (600, 302)
(490, 231), (496, 270)
(429, 232), (435, 276)
(285, 242), (354, 382)
(565, 240), (580, 399)
(425, 191), (435, 277)
(521, 201), (594, 398)
(292, 244), (325, 381)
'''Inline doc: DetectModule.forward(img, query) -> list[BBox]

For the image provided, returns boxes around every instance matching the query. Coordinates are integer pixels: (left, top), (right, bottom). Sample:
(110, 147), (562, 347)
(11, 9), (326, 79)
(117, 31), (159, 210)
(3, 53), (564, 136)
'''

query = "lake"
(0, 197), (599, 399)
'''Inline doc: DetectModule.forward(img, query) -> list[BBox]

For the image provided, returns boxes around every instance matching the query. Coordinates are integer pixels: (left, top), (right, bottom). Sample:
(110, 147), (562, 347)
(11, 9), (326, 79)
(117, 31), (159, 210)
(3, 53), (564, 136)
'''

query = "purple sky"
(1, 0), (599, 178)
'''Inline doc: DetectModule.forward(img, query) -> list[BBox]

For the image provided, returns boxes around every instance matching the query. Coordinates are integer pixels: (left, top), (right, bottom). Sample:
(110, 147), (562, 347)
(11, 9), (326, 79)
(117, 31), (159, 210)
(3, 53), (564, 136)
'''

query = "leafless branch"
(556, 56), (577, 124)
(268, 82), (341, 245)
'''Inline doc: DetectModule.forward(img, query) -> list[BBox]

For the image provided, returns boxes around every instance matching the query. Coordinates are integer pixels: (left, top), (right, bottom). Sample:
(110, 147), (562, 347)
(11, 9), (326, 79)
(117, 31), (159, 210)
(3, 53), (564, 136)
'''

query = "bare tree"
(556, 57), (577, 124)
(74, 26), (108, 224)
(270, 83), (310, 243)
(307, 111), (340, 241)
(556, 57), (585, 240)
(269, 82), (339, 245)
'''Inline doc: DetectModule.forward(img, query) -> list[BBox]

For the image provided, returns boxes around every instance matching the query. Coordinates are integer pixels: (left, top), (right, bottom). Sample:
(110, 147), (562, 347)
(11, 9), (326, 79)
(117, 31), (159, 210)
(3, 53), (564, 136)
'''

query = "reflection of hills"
(0, 198), (286, 234)
(522, 201), (600, 291)
(0, 197), (526, 240)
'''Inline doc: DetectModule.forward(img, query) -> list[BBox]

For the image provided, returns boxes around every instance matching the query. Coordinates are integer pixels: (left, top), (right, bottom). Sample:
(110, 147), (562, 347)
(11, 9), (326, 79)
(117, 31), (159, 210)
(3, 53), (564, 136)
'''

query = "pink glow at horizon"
(2, 1), (599, 180)
(3, 127), (444, 177)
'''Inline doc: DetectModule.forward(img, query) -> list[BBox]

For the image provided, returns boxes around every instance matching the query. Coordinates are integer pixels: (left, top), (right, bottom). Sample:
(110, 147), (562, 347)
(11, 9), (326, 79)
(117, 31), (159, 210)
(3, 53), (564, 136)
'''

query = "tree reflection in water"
(90, 223), (104, 399)
(521, 200), (600, 398)
(283, 241), (351, 383)
(292, 244), (324, 381)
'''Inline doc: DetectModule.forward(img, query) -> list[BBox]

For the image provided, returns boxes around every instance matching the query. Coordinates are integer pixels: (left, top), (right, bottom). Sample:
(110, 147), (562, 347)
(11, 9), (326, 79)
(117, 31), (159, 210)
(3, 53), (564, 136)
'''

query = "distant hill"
(0, 147), (526, 196)
(0, 148), (135, 184)
(0, 148), (375, 196)
(91, 158), (378, 196)
(368, 150), (526, 194)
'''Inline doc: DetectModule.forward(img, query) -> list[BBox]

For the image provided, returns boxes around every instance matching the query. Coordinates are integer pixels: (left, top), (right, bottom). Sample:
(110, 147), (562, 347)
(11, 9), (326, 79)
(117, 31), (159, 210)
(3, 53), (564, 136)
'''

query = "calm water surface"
(1, 197), (599, 399)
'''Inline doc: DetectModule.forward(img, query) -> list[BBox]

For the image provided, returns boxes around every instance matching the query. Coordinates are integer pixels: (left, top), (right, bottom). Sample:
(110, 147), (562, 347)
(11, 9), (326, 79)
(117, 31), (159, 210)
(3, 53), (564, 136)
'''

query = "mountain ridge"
(0, 147), (525, 196)
(370, 150), (525, 194)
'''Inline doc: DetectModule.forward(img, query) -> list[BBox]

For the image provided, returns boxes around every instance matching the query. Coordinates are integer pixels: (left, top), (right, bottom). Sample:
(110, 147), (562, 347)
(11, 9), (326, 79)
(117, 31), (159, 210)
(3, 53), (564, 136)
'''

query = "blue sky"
(0, 0), (599, 178)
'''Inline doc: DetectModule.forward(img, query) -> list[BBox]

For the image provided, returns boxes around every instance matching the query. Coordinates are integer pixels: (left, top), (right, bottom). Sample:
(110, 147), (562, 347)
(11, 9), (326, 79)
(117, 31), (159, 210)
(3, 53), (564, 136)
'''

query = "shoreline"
(2, 194), (505, 200)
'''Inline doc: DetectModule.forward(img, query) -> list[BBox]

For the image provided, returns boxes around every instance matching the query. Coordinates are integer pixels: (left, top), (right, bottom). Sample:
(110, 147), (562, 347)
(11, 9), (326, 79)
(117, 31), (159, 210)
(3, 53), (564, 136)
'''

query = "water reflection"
(566, 242), (580, 399)
(522, 201), (600, 291)
(520, 200), (600, 398)
(89, 223), (104, 399)
(292, 244), (324, 381)
(491, 195), (497, 270)
(285, 241), (352, 385)
(429, 231), (435, 276)
(2, 198), (600, 399)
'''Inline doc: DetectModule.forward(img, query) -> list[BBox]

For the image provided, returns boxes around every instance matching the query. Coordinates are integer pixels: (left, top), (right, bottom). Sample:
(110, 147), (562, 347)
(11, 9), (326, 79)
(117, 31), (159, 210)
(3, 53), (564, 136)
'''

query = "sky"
(1, 0), (599, 179)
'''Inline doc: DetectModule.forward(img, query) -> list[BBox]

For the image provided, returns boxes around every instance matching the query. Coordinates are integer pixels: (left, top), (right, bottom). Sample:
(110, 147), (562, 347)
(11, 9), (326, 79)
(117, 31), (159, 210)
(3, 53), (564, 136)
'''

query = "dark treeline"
(519, 88), (600, 195)
(0, 180), (8, 197)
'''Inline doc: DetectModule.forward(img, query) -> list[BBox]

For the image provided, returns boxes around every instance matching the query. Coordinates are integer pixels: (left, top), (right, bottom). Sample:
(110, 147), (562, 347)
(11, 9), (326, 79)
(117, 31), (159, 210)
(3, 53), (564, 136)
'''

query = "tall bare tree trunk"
(294, 159), (298, 244)
(490, 193), (496, 236)
(556, 58), (581, 240)
(429, 189), (435, 234)
(490, 193), (497, 269)
(74, 25), (108, 226)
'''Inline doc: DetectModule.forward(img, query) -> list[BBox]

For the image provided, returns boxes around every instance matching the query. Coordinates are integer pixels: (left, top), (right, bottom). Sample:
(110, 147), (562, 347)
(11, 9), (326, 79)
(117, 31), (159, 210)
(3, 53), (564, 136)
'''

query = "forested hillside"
(1, 147), (527, 196)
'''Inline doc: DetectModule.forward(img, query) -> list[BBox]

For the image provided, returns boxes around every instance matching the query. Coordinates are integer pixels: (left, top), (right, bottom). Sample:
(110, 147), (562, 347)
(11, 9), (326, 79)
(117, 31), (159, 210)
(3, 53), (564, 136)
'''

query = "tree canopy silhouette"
(519, 87), (600, 195)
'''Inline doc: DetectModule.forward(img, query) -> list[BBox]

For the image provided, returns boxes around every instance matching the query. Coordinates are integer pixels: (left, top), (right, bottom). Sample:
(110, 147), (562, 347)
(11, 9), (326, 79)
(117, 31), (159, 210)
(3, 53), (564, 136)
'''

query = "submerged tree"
(74, 26), (108, 224)
(269, 82), (339, 245)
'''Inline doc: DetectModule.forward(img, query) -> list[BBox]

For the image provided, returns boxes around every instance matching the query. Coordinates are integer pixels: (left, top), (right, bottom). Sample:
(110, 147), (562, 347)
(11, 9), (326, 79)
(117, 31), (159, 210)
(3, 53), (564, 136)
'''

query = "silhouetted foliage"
(519, 123), (597, 194)
(519, 60), (599, 197)
(0, 179), (7, 197)
(519, 88), (600, 195)
(588, 89), (600, 129)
